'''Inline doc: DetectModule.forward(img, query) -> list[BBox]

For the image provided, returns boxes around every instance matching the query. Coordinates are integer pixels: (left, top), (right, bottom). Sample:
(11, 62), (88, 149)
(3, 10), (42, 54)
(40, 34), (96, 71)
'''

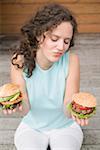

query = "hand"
(2, 103), (23, 115)
(71, 114), (89, 126)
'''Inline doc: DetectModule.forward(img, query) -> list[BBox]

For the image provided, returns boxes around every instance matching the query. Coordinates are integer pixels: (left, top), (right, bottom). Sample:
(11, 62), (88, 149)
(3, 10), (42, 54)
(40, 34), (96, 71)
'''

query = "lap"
(48, 122), (83, 150)
(14, 121), (83, 150)
(14, 122), (49, 150)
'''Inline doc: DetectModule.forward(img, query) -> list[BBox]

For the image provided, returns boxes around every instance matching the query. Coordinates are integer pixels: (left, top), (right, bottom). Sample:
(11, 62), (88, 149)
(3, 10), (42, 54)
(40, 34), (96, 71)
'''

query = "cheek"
(64, 44), (70, 52)
(45, 38), (57, 48)
(45, 41), (55, 49)
(40, 42), (50, 55)
(40, 38), (56, 53)
(40, 40), (50, 49)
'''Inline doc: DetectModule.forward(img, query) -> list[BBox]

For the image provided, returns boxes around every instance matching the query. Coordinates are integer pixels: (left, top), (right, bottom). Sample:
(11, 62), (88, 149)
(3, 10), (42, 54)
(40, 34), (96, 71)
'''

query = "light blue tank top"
(22, 51), (74, 131)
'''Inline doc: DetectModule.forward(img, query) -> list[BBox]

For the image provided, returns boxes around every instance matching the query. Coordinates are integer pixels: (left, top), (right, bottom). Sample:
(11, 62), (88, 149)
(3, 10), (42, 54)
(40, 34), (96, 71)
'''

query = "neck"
(36, 51), (53, 70)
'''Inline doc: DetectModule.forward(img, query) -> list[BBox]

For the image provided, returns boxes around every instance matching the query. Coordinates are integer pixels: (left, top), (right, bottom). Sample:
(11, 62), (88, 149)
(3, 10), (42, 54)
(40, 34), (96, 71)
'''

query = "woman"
(4, 3), (88, 150)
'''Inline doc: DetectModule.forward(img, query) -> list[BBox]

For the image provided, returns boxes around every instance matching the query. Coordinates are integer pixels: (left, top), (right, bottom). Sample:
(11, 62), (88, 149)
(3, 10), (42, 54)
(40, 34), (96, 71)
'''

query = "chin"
(50, 56), (61, 62)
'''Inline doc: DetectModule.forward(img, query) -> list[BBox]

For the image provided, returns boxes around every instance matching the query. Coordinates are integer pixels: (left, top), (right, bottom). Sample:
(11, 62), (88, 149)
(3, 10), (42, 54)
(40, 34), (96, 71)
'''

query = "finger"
(7, 109), (12, 114)
(17, 102), (23, 111)
(3, 109), (8, 115)
(13, 108), (16, 113)
(71, 114), (76, 121)
(80, 119), (85, 126)
(19, 105), (23, 111)
(85, 118), (89, 125)
(76, 117), (81, 125)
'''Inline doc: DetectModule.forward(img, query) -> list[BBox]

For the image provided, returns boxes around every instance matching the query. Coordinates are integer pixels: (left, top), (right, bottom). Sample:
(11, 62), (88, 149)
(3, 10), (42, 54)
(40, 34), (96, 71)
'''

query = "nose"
(57, 39), (64, 51)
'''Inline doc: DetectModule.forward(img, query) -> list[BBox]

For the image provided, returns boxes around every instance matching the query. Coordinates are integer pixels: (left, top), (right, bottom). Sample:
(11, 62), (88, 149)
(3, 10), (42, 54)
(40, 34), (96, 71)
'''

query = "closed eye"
(51, 38), (58, 42)
(49, 33), (71, 44)
(64, 40), (70, 45)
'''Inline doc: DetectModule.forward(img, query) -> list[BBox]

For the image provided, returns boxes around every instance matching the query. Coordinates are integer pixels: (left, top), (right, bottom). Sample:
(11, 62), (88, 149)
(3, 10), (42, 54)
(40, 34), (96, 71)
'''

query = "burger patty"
(71, 102), (94, 115)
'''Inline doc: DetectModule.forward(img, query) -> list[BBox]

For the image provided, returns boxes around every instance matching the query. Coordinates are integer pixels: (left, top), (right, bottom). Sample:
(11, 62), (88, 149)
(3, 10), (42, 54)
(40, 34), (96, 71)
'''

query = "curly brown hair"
(11, 3), (77, 78)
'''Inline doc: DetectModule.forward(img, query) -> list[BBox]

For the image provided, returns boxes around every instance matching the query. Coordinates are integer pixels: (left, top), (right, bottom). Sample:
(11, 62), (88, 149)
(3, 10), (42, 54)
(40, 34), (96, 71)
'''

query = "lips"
(53, 52), (63, 57)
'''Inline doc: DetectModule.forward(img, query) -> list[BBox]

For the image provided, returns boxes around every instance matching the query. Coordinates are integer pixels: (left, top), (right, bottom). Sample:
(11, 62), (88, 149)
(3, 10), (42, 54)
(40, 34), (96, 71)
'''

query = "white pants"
(14, 121), (83, 150)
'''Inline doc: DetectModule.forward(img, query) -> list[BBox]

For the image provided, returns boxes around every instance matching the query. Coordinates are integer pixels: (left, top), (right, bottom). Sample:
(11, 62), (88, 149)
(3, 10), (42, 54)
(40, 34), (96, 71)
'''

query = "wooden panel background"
(0, 0), (100, 34)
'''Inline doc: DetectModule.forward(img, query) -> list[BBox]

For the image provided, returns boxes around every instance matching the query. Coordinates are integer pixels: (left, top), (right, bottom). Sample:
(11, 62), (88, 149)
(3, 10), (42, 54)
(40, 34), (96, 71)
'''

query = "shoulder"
(10, 61), (26, 94)
(12, 54), (24, 68)
(68, 52), (80, 74)
(11, 54), (24, 80)
(69, 53), (80, 64)
(11, 63), (23, 75)
(11, 54), (24, 74)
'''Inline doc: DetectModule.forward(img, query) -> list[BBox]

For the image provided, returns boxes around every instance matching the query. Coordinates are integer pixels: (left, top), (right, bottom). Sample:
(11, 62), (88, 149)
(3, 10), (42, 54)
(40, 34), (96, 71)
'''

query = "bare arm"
(64, 53), (88, 126)
(64, 53), (80, 105)
(10, 62), (31, 115)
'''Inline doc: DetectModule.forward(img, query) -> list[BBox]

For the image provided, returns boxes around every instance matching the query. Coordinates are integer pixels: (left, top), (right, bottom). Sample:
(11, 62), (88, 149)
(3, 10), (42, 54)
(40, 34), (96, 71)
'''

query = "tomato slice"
(79, 106), (90, 110)
(73, 102), (91, 110)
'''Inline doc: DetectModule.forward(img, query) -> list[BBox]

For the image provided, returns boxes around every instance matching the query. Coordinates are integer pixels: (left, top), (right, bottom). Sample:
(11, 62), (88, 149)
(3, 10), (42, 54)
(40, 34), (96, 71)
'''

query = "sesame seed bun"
(0, 83), (20, 98)
(72, 92), (96, 107)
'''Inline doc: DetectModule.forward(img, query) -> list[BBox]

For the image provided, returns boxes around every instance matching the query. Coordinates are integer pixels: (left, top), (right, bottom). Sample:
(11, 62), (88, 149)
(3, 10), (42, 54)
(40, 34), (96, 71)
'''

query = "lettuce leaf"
(0, 91), (20, 102)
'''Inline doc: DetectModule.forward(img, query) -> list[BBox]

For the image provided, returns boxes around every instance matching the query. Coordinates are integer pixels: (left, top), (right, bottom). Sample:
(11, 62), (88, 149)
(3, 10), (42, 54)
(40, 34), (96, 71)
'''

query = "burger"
(0, 83), (23, 110)
(67, 92), (96, 119)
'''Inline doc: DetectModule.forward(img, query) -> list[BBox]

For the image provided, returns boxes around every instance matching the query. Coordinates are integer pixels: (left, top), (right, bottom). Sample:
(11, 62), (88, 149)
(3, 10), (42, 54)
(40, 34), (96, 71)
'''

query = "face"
(37, 22), (73, 65)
